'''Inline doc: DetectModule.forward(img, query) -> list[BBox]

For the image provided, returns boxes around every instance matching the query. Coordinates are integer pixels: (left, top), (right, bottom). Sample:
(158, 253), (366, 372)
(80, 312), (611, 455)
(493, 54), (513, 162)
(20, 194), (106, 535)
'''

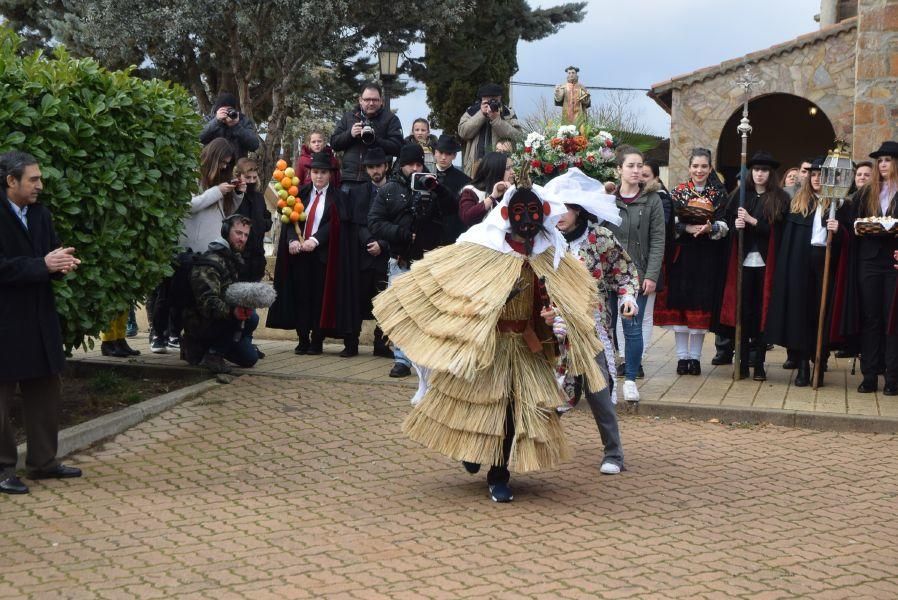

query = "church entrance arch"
(716, 93), (836, 191)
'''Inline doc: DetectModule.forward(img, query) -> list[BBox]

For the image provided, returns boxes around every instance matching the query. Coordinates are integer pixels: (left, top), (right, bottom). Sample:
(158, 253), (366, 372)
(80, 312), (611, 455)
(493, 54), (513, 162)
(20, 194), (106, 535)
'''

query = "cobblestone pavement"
(3, 375), (898, 598)
(74, 327), (898, 419)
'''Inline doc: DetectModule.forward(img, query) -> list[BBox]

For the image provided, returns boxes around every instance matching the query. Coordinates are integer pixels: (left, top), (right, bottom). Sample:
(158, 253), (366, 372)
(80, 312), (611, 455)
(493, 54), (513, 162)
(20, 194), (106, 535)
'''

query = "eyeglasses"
(360, 97), (381, 103)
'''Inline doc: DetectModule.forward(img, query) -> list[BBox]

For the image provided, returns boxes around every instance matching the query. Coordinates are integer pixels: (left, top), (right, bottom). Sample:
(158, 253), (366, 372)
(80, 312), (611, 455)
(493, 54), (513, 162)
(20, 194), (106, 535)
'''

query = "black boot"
(340, 335), (359, 358)
(711, 351), (733, 366)
(372, 326), (394, 358)
(752, 346), (767, 381)
(115, 339), (140, 356)
(101, 340), (128, 357)
(857, 375), (878, 393)
(794, 360), (811, 387)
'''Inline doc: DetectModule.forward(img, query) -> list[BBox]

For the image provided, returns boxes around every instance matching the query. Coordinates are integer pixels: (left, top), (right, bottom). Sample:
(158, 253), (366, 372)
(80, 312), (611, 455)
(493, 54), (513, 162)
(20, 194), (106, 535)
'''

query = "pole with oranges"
(271, 158), (306, 241)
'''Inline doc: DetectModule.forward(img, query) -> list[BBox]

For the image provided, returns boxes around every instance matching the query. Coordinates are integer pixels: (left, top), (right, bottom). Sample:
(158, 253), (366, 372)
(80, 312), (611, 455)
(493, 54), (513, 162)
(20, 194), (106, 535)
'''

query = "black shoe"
(488, 483), (514, 503)
(739, 364), (750, 379)
(884, 382), (898, 396)
(0, 475), (28, 494)
(794, 361), (811, 387)
(463, 461), (481, 474)
(116, 339), (140, 356)
(782, 359), (798, 370)
(637, 366), (645, 379)
(373, 345), (394, 359)
(339, 345), (358, 358)
(676, 359), (689, 375)
(688, 359), (701, 376)
(27, 464), (82, 479)
(254, 345), (266, 359)
(294, 342), (309, 355)
(150, 337), (168, 354)
(858, 377), (878, 393)
(100, 341), (128, 357)
(306, 345), (323, 356)
(199, 352), (232, 374)
(711, 352), (733, 366)
(389, 363), (411, 378)
(753, 365), (767, 381)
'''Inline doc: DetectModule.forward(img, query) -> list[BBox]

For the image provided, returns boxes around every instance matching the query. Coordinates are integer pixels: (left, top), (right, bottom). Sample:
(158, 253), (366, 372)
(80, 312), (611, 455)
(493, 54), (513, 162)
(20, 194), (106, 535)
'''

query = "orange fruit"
(281, 176), (292, 188)
(276, 159), (288, 171)
(277, 199), (287, 209)
(295, 202), (305, 213)
(289, 211), (301, 223)
(273, 169), (284, 181)
(288, 186), (299, 197)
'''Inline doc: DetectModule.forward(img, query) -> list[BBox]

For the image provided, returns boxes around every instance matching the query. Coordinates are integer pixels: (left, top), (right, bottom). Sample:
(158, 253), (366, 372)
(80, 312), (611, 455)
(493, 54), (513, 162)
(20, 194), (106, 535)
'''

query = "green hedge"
(0, 27), (201, 351)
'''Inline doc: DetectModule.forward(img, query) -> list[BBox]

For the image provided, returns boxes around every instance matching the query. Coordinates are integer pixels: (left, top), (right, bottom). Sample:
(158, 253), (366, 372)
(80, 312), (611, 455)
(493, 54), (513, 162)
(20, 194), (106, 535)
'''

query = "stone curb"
(16, 378), (221, 469)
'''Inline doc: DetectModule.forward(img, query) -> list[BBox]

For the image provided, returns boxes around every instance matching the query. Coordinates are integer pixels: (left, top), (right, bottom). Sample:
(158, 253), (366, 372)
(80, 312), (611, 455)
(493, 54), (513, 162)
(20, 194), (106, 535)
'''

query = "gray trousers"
(582, 351), (624, 468)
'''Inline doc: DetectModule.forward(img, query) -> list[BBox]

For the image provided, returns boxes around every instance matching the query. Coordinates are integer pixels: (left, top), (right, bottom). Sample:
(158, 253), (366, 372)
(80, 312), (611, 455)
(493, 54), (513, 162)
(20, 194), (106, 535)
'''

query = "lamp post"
(378, 47), (400, 112)
(733, 64), (763, 380)
(812, 141), (854, 389)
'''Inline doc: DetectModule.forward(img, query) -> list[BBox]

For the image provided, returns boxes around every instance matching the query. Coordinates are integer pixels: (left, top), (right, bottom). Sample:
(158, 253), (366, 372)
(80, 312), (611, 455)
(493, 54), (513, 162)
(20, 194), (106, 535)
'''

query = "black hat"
(747, 150), (780, 169)
(434, 134), (461, 154)
(476, 82), (503, 98)
(213, 92), (239, 111)
(362, 147), (390, 166)
(309, 152), (334, 171)
(398, 143), (425, 167)
(810, 157), (825, 171)
(870, 141), (898, 159)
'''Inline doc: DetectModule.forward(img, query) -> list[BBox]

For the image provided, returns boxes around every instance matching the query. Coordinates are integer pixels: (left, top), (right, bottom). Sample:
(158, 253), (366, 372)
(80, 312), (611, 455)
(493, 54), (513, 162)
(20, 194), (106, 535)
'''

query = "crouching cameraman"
(369, 144), (458, 378)
(181, 215), (260, 374)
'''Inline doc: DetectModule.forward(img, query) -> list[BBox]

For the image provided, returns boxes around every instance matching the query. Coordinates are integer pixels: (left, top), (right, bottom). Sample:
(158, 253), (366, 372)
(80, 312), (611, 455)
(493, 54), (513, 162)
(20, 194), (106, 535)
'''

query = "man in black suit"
(431, 134), (471, 242)
(0, 151), (83, 495)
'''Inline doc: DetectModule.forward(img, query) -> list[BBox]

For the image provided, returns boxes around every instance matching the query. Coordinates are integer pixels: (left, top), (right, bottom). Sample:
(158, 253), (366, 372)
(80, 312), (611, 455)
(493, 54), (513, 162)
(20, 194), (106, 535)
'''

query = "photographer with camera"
(199, 92), (261, 160)
(331, 82), (403, 194)
(369, 144), (457, 377)
(457, 83), (524, 177)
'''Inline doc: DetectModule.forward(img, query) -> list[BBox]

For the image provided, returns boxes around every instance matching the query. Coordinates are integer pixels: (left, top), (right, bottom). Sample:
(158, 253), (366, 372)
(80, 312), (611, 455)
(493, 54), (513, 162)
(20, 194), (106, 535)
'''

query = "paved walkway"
(3, 375), (898, 598)
(72, 327), (898, 420)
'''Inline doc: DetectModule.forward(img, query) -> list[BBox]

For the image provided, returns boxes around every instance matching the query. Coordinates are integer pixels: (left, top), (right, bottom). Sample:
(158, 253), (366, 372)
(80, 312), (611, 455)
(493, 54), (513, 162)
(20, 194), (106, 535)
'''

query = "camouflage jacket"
(187, 239), (244, 323)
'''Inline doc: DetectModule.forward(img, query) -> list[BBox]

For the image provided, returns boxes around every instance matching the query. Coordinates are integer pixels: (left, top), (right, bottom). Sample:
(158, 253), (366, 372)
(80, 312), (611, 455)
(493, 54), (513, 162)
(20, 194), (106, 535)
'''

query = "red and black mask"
(502, 189), (549, 243)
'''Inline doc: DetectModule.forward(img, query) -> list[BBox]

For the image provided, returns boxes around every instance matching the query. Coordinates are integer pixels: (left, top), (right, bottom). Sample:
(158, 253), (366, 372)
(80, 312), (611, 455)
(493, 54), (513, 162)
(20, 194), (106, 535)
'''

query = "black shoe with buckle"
(389, 363), (411, 378)
(27, 464), (82, 479)
(0, 475), (29, 494)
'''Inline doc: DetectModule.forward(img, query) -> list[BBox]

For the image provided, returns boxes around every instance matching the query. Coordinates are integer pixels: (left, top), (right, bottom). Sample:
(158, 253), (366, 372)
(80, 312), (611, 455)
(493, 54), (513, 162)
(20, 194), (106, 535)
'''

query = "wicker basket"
(676, 204), (714, 225)
(854, 220), (898, 237)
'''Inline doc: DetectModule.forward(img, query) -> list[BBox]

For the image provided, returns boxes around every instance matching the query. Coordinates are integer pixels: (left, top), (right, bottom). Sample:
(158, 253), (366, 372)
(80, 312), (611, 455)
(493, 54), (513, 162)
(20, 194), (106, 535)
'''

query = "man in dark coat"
(0, 151), (82, 495)
(199, 92), (261, 159)
(349, 147), (393, 358)
(267, 152), (359, 356)
(431, 134), (470, 242)
(234, 158), (272, 283)
(331, 82), (403, 193)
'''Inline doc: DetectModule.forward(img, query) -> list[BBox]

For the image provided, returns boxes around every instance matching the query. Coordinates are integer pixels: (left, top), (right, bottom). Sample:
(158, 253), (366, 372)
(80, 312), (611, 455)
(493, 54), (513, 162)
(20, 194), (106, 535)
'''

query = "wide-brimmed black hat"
(398, 143), (424, 167)
(870, 141), (898, 159)
(362, 147), (390, 166)
(476, 82), (503, 98)
(434, 134), (461, 154)
(810, 157), (825, 171)
(747, 150), (780, 169)
(309, 152), (334, 170)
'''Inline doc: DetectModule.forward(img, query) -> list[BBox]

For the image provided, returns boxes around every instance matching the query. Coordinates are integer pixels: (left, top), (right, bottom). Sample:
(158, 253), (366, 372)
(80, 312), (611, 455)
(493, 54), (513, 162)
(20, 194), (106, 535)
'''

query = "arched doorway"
(716, 93), (836, 191)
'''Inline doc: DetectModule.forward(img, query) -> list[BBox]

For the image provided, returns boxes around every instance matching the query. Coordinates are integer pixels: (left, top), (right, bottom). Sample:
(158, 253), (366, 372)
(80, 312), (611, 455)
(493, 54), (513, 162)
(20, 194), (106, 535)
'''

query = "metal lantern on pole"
(378, 47), (400, 112)
(733, 64), (763, 380)
(812, 140), (854, 389)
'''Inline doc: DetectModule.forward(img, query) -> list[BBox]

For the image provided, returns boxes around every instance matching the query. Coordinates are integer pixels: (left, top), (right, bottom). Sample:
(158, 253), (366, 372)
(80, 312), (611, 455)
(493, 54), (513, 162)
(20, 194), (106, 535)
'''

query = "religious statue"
(554, 66), (591, 129)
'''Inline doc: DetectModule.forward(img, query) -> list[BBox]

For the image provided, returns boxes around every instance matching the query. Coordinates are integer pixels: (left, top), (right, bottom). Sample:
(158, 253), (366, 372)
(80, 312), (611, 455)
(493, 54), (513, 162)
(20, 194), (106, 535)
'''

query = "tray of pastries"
(676, 198), (715, 225)
(854, 216), (898, 236)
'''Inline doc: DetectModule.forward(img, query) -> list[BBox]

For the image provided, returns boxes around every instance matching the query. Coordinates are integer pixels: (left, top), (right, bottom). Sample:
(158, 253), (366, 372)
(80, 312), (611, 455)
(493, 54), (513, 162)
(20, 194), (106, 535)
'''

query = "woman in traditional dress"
(766, 158), (845, 387)
(654, 148), (729, 375)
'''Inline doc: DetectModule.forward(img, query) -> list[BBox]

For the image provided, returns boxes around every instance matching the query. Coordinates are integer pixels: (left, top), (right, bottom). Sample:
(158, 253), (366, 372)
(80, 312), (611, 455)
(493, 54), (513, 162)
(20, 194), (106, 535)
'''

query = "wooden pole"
(812, 201), (837, 389)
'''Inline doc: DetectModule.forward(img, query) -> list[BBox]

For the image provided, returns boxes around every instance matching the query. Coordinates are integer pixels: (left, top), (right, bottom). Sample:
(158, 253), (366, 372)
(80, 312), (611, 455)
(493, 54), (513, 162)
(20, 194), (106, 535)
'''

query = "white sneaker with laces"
(622, 379), (640, 403)
(600, 461), (621, 475)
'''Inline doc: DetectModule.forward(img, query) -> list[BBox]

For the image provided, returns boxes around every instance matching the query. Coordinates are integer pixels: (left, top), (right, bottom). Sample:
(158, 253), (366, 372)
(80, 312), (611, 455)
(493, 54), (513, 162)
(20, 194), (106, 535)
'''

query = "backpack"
(168, 250), (228, 311)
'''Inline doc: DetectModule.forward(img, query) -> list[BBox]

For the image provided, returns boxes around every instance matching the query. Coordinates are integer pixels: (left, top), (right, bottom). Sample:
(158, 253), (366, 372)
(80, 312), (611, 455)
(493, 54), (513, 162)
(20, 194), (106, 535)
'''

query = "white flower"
(597, 130), (614, 144)
(557, 125), (577, 138)
(525, 131), (545, 150)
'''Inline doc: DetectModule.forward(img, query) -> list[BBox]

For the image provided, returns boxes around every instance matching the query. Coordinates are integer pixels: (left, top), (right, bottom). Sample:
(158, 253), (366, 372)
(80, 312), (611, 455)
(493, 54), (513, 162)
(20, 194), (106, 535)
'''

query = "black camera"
(487, 99), (501, 113)
(410, 172), (439, 193)
(360, 119), (376, 145)
(226, 108), (239, 120)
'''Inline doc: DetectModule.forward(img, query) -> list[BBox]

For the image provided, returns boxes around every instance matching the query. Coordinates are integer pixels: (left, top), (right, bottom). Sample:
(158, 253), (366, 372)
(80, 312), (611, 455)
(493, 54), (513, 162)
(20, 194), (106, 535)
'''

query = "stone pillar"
(852, 0), (898, 159)
(820, 0), (839, 26)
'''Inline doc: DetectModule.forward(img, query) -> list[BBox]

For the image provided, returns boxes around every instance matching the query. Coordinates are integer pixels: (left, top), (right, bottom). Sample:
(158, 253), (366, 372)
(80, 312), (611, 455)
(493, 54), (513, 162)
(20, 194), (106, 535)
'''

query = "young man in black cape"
(266, 152), (359, 356)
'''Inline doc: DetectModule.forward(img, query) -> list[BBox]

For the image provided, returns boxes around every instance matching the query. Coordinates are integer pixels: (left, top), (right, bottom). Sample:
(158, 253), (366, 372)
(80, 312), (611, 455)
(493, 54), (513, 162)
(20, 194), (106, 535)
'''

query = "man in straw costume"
(373, 165), (606, 503)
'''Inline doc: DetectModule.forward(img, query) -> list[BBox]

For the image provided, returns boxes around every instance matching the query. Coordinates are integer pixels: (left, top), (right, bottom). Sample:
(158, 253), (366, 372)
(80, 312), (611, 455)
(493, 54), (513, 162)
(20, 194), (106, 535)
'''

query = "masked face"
(502, 189), (547, 243)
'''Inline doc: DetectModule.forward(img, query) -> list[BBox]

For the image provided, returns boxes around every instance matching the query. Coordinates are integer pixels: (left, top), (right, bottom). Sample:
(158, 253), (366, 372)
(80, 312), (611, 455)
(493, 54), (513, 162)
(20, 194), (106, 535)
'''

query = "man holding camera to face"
(331, 82), (404, 194)
(457, 82), (524, 176)
(199, 92), (261, 160)
(368, 144), (458, 378)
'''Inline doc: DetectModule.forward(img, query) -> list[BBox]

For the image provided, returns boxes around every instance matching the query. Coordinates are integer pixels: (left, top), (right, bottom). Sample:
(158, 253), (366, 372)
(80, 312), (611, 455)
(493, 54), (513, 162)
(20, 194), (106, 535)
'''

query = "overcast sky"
(390, 0), (824, 138)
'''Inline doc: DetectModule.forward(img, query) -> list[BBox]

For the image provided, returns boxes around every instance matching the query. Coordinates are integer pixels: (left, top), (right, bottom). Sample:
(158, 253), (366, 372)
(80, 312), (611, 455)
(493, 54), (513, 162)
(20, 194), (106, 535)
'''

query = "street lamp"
(378, 47), (400, 112)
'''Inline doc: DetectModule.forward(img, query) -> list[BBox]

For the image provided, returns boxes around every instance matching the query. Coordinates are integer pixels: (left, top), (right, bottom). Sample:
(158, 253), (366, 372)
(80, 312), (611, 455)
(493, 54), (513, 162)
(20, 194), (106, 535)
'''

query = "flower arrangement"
(519, 123), (618, 185)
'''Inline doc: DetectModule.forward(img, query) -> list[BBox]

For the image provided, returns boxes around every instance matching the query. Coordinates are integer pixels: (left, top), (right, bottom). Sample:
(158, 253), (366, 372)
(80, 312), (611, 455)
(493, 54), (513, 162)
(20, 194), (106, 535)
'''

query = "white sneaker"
(600, 461), (621, 475)
(622, 380), (640, 403)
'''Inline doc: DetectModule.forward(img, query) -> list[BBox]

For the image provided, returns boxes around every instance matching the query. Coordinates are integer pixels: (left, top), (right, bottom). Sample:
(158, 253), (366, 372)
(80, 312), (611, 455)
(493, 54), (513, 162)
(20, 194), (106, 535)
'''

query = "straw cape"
(373, 235), (605, 473)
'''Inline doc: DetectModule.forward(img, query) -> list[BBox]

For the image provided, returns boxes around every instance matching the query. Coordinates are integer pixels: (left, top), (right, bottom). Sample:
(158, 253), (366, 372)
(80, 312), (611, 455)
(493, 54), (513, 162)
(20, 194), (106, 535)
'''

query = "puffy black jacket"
(368, 171), (456, 262)
(199, 112), (261, 159)
(331, 105), (403, 183)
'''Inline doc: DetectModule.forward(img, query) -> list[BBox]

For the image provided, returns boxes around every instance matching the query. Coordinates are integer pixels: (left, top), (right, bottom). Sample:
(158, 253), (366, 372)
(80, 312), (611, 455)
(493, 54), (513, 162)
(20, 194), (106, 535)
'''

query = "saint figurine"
(554, 66), (591, 128)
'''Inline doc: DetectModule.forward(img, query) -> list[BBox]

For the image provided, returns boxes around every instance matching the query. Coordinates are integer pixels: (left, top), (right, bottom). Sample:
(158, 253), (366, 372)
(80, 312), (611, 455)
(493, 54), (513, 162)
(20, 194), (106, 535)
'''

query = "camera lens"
(227, 109), (238, 120)
(488, 99), (501, 112)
